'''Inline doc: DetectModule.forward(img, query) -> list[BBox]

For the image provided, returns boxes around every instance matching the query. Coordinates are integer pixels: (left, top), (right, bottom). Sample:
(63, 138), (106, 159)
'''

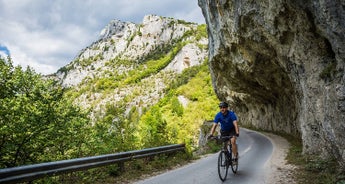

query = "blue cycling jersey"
(214, 110), (237, 131)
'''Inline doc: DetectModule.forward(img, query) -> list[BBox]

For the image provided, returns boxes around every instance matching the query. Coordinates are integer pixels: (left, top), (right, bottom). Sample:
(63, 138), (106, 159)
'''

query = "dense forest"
(0, 55), (219, 169)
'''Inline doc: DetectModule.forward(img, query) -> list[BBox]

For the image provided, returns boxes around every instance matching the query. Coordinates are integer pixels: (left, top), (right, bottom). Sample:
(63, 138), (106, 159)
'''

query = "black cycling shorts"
(221, 129), (236, 137)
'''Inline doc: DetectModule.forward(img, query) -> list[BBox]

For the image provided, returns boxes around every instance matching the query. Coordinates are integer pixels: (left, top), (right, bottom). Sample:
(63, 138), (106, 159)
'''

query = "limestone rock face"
(51, 14), (208, 124)
(55, 15), (204, 87)
(198, 0), (344, 168)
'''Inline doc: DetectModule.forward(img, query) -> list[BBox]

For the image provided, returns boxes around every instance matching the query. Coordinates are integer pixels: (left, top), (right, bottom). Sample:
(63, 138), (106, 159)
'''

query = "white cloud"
(0, 0), (205, 75)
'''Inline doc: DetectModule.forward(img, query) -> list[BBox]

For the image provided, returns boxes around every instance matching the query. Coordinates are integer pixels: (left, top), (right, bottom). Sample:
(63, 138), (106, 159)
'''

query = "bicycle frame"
(213, 135), (238, 181)
(220, 136), (233, 166)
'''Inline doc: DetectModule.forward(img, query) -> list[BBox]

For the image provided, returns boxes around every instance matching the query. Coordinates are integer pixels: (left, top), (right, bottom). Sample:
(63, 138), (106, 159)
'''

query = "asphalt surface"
(135, 128), (273, 184)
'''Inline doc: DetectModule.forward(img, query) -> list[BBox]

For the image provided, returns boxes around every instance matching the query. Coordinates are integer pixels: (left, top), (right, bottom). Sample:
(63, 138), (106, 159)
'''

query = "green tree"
(138, 106), (169, 148)
(92, 103), (138, 154)
(0, 58), (90, 168)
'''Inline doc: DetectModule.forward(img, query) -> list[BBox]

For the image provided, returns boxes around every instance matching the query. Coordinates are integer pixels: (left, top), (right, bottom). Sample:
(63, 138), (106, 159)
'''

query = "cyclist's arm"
(209, 123), (218, 136)
(233, 120), (239, 136)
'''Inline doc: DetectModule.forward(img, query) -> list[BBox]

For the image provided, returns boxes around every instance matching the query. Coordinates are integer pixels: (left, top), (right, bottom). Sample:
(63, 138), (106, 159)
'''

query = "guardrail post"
(118, 162), (125, 172)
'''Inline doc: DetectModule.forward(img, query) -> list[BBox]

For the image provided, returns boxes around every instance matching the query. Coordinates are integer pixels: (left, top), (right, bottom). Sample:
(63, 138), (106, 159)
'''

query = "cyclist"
(209, 102), (239, 160)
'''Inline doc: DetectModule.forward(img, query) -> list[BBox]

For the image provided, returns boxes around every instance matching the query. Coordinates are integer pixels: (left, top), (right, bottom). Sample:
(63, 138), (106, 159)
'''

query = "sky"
(0, 0), (205, 75)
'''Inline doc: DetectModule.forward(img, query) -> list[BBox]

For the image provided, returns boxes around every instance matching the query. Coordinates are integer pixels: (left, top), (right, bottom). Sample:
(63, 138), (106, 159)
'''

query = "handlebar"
(208, 135), (236, 141)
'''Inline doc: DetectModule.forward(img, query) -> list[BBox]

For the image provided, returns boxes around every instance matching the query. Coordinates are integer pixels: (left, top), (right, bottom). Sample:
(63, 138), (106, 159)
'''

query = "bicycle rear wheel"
(217, 151), (229, 181)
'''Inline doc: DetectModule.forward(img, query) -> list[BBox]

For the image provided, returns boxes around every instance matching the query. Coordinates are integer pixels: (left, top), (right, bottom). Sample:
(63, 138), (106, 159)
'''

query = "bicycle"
(210, 135), (238, 181)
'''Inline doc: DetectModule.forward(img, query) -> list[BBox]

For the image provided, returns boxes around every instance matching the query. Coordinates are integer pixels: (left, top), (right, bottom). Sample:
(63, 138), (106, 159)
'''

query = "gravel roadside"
(263, 133), (298, 184)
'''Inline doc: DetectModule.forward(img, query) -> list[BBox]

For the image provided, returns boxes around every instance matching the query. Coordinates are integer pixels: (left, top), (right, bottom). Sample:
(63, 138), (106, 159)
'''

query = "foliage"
(90, 103), (138, 154)
(136, 61), (219, 153)
(196, 24), (208, 41)
(137, 106), (170, 147)
(0, 58), (91, 168)
(171, 96), (183, 117)
(0, 19), (213, 182)
(123, 43), (183, 85)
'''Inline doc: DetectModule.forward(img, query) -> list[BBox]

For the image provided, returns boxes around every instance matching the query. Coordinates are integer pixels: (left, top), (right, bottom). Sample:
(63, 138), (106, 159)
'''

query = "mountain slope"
(53, 14), (209, 124)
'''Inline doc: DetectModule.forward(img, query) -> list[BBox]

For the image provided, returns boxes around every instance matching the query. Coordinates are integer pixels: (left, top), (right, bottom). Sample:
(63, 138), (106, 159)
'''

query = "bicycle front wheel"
(231, 155), (238, 173)
(217, 151), (229, 181)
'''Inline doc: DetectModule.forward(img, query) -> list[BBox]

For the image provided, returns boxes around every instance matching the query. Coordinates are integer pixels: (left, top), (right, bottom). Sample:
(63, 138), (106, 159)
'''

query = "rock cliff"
(56, 15), (205, 87)
(198, 0), (344, 168)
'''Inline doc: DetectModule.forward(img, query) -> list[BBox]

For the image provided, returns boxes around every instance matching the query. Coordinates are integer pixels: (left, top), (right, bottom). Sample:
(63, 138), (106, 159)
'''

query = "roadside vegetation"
(0, 58), (91, 168)
(283, 133), (345, 184)
(0, 53), (217, 183)
(1, 20), (343, 184)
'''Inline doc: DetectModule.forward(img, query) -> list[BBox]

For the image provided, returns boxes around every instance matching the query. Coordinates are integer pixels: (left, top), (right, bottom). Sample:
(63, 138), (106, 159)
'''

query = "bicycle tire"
(230, 153), (238, 173)
(217, 151), (229, 181)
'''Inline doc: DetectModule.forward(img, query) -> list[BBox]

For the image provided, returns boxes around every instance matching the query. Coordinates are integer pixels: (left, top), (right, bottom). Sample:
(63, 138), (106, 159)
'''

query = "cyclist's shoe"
(232, 153), (238, 165)
(232, 159), (238, 165)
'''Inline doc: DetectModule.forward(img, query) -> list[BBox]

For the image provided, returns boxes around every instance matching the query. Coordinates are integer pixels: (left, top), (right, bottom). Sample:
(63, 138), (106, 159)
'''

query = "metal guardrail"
(0, 144), (185, 184)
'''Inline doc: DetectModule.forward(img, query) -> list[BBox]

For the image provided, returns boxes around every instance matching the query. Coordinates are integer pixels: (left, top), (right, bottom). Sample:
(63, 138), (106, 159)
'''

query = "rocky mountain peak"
(52, 14), (208, 124)
(99, 19), (132, 40)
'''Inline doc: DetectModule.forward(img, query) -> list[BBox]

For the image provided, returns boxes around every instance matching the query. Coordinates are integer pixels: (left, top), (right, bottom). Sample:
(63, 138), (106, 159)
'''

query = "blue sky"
(0, 45), (10, 56)
(0, 0), (205, 75)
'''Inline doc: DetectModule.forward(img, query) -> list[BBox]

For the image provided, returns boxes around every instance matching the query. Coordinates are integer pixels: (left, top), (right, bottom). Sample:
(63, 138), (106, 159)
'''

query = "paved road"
(135, 128), (273, 184)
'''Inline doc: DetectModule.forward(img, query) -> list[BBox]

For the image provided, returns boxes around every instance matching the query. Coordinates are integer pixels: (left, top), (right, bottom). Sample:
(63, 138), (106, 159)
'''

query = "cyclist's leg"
(231, 136), (238, 158)
(229, 129), (238, 158)
(220, 130), (231, 155)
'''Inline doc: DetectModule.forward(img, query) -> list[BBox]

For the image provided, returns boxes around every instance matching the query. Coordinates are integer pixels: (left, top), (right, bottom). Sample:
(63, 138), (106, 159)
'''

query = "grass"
(94, 152), (193, 184)
(35, 152), (194, 184)
(267, 131), (345, 184)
